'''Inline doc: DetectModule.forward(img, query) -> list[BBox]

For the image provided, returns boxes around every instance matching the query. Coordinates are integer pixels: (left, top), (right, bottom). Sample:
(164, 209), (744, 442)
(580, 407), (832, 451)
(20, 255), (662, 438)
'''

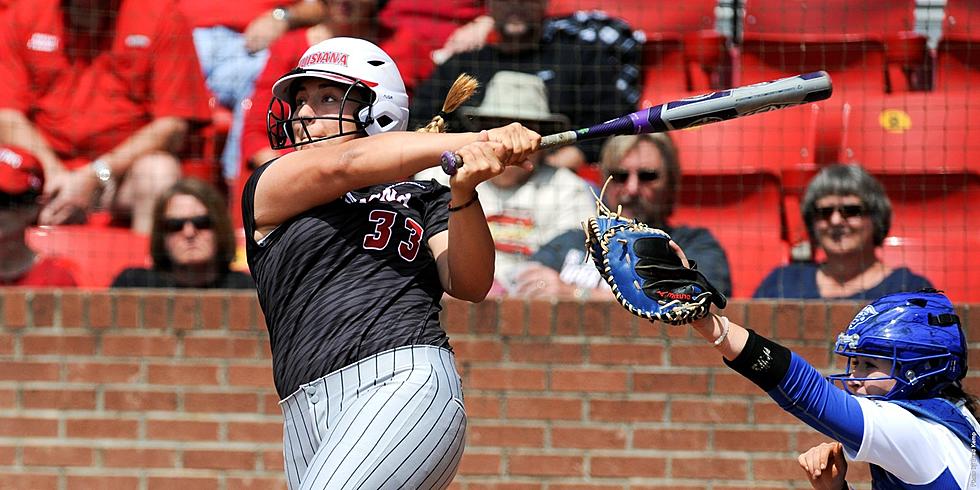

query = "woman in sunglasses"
(754, 164), (931, 299)
(110, 178), (254, 289)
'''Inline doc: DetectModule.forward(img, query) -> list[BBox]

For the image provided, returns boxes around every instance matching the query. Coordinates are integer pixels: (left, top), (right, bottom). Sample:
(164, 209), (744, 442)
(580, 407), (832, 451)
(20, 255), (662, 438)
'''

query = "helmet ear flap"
(360, 99), (409, 136)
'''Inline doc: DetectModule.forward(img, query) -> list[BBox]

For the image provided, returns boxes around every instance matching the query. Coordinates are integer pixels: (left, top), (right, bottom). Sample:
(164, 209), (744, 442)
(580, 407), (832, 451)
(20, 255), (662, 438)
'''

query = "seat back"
(936, 0), (980, 90)
(27, 225), (150, 289)
(840, 92), (978, 175)
(739, 0), (923, 93)
(876, 174), (980, 303)
(673, 173), (787, 298)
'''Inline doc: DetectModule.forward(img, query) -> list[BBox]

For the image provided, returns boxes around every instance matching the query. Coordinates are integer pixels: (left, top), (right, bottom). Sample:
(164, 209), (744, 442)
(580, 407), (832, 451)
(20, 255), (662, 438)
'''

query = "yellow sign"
(879, 109), (912, 134)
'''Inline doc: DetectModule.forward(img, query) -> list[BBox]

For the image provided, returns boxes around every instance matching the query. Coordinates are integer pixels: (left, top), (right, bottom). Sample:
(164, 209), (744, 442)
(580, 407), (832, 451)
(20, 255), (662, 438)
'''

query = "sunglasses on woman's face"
(607, 169), (661, 183)
(815, 204), (865, 221)
(163, 215), (213, 233)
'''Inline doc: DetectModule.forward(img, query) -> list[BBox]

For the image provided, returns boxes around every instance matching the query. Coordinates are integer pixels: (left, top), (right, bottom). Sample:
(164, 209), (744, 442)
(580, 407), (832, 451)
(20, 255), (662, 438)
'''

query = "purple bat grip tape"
(441, 151), (462, 175)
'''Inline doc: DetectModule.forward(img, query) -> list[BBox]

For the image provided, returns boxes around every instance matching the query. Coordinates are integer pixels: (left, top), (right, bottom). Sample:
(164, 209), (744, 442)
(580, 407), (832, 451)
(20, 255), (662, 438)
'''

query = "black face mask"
(266, 70), (375, 151)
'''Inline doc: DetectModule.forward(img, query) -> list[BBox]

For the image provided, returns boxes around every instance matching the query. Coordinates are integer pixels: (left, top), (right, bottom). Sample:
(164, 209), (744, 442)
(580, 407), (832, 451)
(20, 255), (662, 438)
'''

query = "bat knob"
(441, 151), (463, 176)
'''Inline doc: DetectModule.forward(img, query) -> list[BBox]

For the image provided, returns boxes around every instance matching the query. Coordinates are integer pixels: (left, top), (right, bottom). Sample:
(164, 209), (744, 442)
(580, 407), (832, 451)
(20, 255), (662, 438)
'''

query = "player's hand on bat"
(797, 442), (847, 490)
(450, 123), (540, 189)
(484, 122), (541, 167)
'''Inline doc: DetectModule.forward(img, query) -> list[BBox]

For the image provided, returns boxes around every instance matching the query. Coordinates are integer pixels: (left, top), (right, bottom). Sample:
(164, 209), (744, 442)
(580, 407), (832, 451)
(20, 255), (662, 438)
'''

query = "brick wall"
(2, 289), (979, 489)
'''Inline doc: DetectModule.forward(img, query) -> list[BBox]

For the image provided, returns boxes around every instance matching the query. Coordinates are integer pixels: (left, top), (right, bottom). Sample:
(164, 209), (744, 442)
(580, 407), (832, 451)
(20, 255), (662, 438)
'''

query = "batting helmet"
(828, 289), (967, 401)
(267, 37), (410, 149)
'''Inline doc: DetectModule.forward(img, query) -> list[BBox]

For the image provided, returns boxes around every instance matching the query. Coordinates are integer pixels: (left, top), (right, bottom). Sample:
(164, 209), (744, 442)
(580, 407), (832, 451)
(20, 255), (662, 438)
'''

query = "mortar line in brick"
(26, 290), (34, 328)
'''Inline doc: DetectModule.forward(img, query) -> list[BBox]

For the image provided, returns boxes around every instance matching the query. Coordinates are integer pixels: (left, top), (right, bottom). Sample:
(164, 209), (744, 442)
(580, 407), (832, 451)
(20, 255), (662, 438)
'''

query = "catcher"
(585, 204), (980, 488)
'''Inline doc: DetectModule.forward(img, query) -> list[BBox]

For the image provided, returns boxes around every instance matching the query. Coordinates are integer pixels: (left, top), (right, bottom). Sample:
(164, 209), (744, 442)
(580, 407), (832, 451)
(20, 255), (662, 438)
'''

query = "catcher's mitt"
(584, 196), (727, 325)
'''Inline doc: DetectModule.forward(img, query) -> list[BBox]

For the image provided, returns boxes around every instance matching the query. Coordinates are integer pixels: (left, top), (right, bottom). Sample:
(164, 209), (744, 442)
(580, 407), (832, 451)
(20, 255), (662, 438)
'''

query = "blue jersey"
(770, 354), (980, 489)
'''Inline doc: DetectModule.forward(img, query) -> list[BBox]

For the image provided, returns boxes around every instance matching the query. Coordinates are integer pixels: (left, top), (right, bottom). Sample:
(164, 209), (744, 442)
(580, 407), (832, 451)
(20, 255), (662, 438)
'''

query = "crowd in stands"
(1, 0), (977, 301)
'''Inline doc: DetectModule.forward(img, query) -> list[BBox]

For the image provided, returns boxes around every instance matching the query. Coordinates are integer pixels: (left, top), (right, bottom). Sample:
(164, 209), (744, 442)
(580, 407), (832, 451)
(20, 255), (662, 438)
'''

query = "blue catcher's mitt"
(584, 202), (727, 325)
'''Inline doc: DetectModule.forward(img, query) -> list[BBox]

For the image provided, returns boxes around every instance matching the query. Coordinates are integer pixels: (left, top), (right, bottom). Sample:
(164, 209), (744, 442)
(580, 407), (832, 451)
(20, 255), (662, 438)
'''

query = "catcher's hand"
(584, 199), (726, 325)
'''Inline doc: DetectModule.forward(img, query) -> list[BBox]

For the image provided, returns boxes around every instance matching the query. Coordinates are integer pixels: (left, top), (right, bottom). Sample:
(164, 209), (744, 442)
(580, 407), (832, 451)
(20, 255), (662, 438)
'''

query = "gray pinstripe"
(279, 345), (466, 490)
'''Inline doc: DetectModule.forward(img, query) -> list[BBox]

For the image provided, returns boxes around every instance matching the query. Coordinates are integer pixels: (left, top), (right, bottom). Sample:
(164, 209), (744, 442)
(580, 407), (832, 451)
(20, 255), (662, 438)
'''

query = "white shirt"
(417, 165), (596, 290)
(848, 397), (980, 488)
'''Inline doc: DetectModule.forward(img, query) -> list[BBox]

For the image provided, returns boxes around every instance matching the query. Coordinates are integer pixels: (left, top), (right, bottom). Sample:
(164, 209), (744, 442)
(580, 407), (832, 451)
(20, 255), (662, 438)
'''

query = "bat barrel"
(440, 71), (833, 174)
(656, 71), (832, 131)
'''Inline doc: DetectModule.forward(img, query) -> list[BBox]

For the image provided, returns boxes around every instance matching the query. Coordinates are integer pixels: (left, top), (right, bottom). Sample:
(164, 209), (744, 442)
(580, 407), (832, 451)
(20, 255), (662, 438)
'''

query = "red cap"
(0, 146), (44, 197)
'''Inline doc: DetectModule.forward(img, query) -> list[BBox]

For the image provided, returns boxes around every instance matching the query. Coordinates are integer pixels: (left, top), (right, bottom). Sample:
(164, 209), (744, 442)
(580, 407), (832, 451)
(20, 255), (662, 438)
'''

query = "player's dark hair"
(801, 163), (892, 246)
(149, 178), (237, 274)
(942, 384), (980, 420)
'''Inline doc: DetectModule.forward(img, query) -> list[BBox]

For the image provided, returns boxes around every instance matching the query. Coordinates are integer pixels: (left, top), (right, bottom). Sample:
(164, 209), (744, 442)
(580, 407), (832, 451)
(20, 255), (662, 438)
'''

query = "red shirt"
(3, 257), (79, 287)
(240, 1), (484, 167)
(0, 0), (212, 163)
(177, 0), (281, 31)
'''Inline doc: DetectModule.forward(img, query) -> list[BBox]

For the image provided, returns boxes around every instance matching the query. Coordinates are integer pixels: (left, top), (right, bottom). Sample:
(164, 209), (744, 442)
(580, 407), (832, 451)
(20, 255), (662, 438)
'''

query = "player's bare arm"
(430, 124), (541, 301)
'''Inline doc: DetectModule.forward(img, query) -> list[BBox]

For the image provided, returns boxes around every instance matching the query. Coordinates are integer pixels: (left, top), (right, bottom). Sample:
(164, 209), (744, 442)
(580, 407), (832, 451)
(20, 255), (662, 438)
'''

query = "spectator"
(410, 0), (643, 170)
(239, 0), (484, 175)
(178, 0), (329, 182)
(0, 0), (213, 235)
(0, 146), (78, 287)
(112, 178), (253, 289)
(754, 164), (931, 300)
(416, 71), (596, 296)
(524, 133), (732, 298)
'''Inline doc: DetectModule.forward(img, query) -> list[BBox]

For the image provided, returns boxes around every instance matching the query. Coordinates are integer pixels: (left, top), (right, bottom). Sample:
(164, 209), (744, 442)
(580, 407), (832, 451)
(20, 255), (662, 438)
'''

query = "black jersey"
(242, 161), (453, 398)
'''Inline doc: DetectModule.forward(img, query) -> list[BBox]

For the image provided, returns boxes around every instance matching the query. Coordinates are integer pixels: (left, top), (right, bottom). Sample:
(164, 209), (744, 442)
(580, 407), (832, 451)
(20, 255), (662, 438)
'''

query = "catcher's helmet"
(828, 289), (967, 401)
(266, 37), (409, 149)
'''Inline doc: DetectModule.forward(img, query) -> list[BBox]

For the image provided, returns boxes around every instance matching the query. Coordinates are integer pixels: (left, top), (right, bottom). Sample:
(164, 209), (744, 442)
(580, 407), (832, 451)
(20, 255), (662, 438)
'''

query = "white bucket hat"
(460, 71), (570, 134)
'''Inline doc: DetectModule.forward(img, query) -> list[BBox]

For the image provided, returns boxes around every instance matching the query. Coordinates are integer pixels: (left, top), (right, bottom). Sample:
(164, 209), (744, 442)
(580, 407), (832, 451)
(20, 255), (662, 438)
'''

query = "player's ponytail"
(416, 74), (479, 134)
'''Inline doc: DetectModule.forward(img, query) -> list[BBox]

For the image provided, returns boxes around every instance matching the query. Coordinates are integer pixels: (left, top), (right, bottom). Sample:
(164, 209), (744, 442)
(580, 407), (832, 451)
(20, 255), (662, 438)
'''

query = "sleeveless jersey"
(242, 161), (453, 398)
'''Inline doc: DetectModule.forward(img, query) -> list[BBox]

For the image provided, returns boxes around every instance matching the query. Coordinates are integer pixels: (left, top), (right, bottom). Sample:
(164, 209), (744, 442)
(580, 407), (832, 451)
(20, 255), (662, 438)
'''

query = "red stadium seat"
(877, 175), (980, 303)
(840, 92), (980, 301)
(670, 107), (820, 296)
(839, 92), (979, 175)
(673, 173), (788, 299)
(546, 0), (730, 104)
(671, 104), (823, 250)
(27, 223), (150, 289)
(936, 0), (980, 91)
(739, 0), (928, 93)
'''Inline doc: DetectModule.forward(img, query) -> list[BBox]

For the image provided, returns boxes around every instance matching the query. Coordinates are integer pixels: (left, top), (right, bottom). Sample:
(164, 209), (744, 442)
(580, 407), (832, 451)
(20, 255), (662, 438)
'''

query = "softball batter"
(242, 37), (539, 489)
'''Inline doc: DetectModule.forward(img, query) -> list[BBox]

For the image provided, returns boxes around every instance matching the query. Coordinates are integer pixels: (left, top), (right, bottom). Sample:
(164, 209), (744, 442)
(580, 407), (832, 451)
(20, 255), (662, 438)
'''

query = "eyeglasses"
(163, 215), (213, 233)
(814, 204), (865, 221)
(608, 169), (661, 183)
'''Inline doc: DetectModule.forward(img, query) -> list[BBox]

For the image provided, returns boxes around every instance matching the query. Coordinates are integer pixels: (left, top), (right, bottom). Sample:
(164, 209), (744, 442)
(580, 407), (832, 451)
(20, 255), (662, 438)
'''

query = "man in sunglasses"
(529, 133), (732, 299)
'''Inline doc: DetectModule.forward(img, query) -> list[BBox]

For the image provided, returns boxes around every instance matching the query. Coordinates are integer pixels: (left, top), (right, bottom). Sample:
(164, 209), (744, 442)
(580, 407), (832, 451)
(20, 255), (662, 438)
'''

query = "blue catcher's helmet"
(828, 289), (967, 400)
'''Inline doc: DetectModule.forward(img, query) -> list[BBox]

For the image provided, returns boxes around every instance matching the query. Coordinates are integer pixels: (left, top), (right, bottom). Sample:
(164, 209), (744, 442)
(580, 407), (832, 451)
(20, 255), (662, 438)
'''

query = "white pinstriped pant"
(279, 345), (467, 490)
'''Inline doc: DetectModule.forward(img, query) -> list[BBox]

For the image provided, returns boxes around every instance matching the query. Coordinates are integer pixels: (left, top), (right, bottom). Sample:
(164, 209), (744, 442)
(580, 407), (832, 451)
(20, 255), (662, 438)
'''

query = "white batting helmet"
(267, 37), (410, 149)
